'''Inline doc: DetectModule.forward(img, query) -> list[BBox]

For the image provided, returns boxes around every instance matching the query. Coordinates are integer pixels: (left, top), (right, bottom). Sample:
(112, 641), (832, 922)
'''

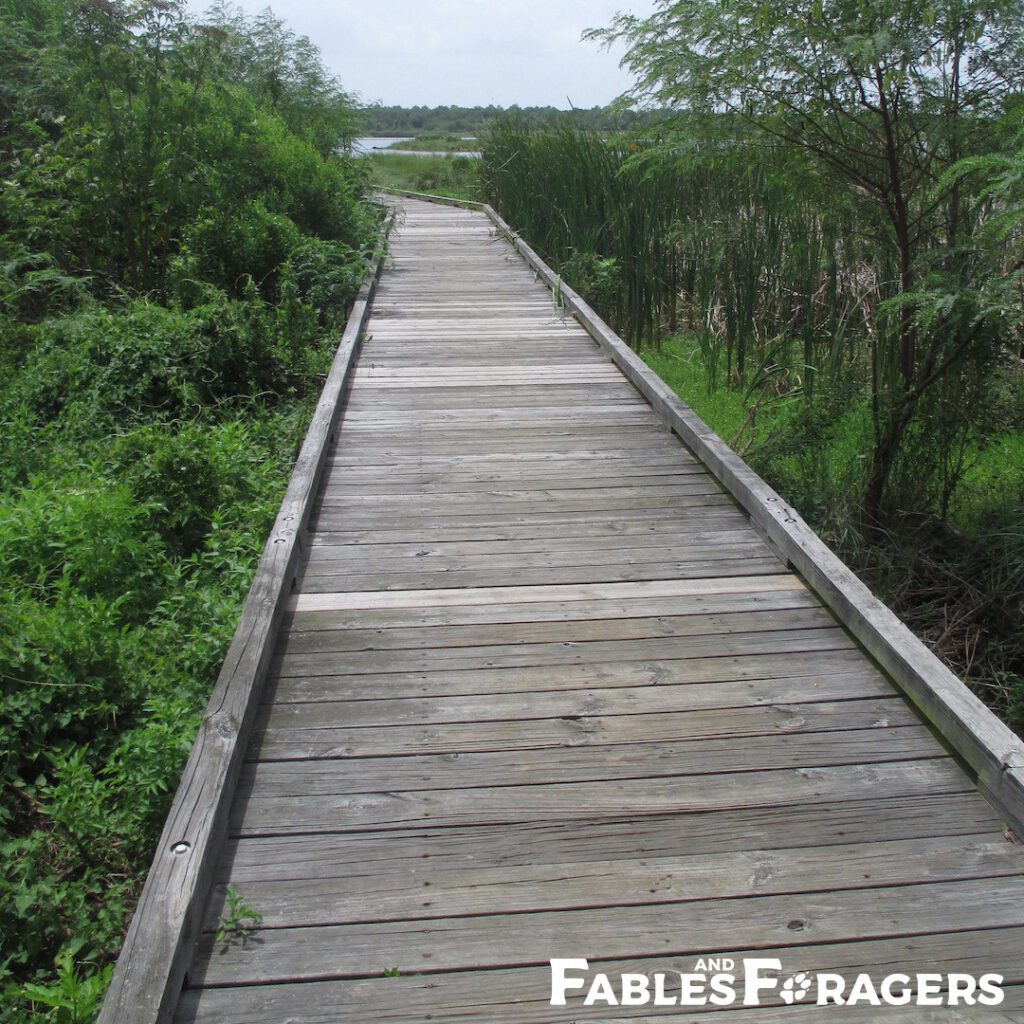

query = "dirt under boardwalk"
(176, 198), (1024, 1023)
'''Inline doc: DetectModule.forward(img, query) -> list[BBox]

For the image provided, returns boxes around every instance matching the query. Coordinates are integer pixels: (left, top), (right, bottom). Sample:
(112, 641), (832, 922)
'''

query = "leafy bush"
(0, 404), (315, 1016)
(0, 1), (380, 1015)
(280, 237), (367, 327)
(559, 251), (622, 322)
(5, 305), (211, 433)
(112, 426), (223, 557)
(171, 201), (303, 304)
(1, 293), (331, 452)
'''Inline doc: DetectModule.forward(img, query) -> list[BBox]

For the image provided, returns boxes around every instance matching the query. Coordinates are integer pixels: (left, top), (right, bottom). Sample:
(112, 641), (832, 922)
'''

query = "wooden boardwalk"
(130, 197), (1024, 1021)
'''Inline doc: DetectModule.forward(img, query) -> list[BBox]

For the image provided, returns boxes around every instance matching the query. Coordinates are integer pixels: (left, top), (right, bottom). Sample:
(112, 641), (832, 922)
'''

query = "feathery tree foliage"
(590, 0), (1024, 522)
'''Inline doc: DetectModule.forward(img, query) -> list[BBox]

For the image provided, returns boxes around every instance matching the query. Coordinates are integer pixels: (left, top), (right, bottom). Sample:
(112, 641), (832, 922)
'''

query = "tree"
(591, 0), (1024, 522)
(199, 2), (361, 157)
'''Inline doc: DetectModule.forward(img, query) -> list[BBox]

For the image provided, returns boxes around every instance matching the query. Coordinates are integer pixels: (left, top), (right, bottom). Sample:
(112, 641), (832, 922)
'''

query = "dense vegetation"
(362, 102), (667, 135)
(0, 1), (378, 1018)
(481, 0), (1024, 732)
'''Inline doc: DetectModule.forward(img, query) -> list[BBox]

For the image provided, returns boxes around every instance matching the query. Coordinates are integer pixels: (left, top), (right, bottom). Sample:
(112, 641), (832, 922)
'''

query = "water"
(352, 136), (480, 159)
(352, 136), (414, 154)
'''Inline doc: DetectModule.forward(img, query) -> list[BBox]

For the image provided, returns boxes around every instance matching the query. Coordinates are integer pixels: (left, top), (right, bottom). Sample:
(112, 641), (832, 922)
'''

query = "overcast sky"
(184, 1), (650, 108)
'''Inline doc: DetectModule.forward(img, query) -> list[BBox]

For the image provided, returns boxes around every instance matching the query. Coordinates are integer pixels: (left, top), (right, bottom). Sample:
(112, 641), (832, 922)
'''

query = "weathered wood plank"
(245, 715), (930, 768)
(301, 537), (775, 576)
(269, 626), (855, 678)
(289, 575), (802, 612)
(264, 661), (888, 715)
(284, 583), (816, 632)
(275, 602), (833, 651)
(229, 759), (971, 835)
(306, 528), (767, 564)
(322, 468), (709, 489)
(323, 473), (719, 497)
(266, 651), (887, 704)
(297, 557), (788, 593)
(249, 696), (921, 761)
(322, 434), (685, 454)
(188, 875), (1024, 985)
(316, 483), (736, 507)
(310, 505), (747, 539)
(216, 791), (1003, 883)
(179, 986), (1024, 1024)
(204, 834), (1020, 931)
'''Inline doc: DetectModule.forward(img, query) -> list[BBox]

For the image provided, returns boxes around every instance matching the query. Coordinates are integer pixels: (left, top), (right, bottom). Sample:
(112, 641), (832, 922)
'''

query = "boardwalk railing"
(97, 221), (392, 1024)
(387, 187), (1024, 834)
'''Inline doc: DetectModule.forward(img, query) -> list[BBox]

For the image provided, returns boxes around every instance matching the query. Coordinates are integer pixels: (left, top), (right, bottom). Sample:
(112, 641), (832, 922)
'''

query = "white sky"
(184, 1), (650, 108)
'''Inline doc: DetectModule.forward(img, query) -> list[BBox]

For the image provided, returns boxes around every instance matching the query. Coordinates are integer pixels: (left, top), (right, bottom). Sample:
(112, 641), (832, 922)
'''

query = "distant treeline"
(361, 104), (667, 135)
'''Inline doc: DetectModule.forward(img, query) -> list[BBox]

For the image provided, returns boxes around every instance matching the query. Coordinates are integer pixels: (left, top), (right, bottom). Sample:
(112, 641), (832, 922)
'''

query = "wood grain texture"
(216, 791), (1002, 883)
(229, 760), (972, 835)
(203, 833), (1022, 929)
(180, 978), (1024, 1024)
(189, 875), (1024, 985)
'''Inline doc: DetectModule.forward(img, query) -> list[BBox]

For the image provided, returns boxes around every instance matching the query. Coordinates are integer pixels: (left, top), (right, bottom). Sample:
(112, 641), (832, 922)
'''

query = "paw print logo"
(780, 972), (813, 1004)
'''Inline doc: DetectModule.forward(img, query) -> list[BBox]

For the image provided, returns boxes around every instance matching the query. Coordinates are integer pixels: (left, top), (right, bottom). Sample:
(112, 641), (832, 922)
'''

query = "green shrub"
(0, 406), (309, 1012)
(2, 295), (327, 449)
(0, 1), (379, 1013)
(5, 305), (208, 432)
(280, 237), (367, 327)
(0, 476), (163, 606)
(112, 426), (223, 557)
(256, 125), (373, 242)
(171, 201), (303, 304)
(560, 251), (622, 322)
(0, 589), (134, 806)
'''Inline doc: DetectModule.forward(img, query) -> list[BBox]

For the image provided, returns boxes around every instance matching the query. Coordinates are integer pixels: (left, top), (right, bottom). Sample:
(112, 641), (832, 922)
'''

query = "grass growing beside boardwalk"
(365, 153), (480, 202)
(642, 335), (1024, 732)
(642, 338), (751, 448)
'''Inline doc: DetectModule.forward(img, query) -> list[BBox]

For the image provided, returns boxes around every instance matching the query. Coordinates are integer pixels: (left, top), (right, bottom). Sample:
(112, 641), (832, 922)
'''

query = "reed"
(479, 119), (874, 393)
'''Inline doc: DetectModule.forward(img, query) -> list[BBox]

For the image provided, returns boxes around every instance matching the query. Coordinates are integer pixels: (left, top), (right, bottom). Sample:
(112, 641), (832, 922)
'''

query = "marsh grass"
(386, 133), (477, 152)
(646, 334), (1024, 733)
(365, 153), (480, 201)
(480, 120), (872, 364)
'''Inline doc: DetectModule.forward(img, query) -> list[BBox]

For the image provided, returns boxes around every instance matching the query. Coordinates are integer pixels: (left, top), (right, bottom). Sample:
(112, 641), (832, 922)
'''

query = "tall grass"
(366, 153), (480, 202)
(480, 122), (668, 346)
(480, 120), (877, 381)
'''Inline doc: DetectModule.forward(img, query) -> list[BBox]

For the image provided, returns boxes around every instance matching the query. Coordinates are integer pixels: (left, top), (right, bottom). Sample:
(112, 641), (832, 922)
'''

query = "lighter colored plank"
(289, 575), (803, 613)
